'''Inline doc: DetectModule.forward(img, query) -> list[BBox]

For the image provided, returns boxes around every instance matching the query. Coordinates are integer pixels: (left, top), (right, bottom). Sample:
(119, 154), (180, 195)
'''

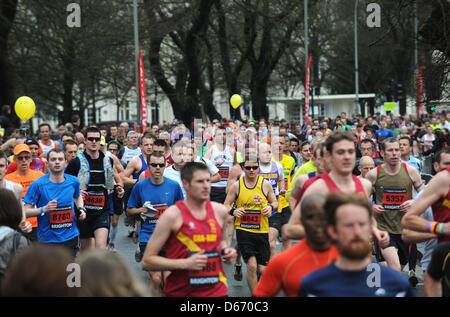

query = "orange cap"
(13, 144), (31, 155)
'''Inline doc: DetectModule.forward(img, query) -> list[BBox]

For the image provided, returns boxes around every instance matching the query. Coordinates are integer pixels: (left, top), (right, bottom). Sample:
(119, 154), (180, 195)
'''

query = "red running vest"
(294, 173), (366, 208)
(432, 166), (450, 243)
(163, 200), (228, 297)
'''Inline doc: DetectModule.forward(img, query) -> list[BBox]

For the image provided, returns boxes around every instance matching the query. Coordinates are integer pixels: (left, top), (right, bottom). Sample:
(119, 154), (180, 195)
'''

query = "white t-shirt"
(163, 165), (185, 199)
(121, 146), (142, 166)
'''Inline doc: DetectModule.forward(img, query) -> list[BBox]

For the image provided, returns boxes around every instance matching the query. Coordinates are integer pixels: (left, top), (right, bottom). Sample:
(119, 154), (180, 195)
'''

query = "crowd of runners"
(0, 110), (449, 297)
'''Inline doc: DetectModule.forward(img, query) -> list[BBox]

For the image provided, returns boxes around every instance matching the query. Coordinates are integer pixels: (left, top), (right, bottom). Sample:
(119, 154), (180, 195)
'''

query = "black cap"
(25, 139), (38, 147)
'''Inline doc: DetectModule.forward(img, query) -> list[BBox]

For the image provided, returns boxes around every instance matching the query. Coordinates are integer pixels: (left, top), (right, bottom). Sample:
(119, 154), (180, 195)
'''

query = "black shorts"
(139, 243), (166, 257)
(78, 212), (110, 239)
(374, 233), (410, 266)
(269, 206), (292, 232)
(236, 230), (270, 266)
(210, 187), (227, 204)
(43, 236), (80, 259)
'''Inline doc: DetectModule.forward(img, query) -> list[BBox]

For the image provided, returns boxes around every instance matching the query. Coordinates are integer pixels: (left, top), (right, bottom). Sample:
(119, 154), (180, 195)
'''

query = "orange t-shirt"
(5, 169), (45, 228)
(253, 240), (339, 297)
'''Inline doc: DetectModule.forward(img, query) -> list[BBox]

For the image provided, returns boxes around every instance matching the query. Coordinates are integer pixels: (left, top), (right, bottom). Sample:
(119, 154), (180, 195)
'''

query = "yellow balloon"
(14, 96), (36, 121)
(230, 94), (242, 109)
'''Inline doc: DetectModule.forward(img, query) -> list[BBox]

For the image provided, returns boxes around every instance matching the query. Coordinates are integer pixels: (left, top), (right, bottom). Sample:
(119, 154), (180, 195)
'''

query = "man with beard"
(254, 193), (339, 297)
(299, 193), (415, 297)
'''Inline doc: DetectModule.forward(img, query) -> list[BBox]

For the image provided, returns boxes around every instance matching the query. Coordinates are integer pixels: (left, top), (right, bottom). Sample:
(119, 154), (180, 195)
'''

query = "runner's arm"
(142, 207), (207, 272)
(120, 158), (138, 186)
(402, 171), (449, 234)
(401, 228), (436, 243)
(262, 180), (278, 217)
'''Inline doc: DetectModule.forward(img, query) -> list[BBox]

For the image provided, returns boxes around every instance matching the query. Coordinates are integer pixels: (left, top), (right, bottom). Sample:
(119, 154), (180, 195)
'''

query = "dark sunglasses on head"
(87, 137), (101, 142)
(244, 165), (259, 170)
(150, 163), (165, 168)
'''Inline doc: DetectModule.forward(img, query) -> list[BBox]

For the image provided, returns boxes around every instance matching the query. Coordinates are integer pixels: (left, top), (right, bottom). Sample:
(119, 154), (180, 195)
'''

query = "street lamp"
(133, 0), (140, 123)
(354, 0), (360, 115)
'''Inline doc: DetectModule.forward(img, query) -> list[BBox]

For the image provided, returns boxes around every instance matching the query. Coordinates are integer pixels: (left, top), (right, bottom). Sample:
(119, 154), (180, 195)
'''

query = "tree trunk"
(0, 0), (18, 126)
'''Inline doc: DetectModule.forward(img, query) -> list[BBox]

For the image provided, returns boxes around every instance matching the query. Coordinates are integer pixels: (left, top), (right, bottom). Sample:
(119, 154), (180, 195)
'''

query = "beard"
(336, 236), (372, 260)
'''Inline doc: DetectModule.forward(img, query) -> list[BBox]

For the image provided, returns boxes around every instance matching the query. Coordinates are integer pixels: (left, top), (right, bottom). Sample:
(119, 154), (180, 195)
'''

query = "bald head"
(300, 193), (326, 222)
(358, 156), (375, 178)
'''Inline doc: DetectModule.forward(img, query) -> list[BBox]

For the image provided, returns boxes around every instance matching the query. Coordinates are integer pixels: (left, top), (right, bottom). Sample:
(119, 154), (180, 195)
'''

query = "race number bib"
(49, 205), (73, 230)
(84, 191), (106, 212)
(188, 250), (221, 286)
(143, 203), (168, 224)
(218, 166), (229, 181)
(240, 210), (261, 230)
(382, 188), (407, 210)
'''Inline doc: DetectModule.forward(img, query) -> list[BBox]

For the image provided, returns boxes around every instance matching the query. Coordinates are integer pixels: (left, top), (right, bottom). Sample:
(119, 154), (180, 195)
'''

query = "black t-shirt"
(66, 151), (114, 214)
(427, 242), (450, 297)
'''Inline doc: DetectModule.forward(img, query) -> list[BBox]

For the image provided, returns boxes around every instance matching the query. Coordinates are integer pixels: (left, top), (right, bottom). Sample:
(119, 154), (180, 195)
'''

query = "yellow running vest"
(272, 155), (295, 210)
(235, 176), (269, 234)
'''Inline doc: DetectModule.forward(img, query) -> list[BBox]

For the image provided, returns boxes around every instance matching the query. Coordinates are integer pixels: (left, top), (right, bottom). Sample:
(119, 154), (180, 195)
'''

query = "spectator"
(0, 188), (30, 294)
(2, 245), (74, 296)
(76, 249), (150, 297)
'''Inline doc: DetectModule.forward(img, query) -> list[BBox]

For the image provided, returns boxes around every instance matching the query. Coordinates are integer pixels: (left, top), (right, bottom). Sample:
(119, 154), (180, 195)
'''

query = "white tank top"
(121, 146), (142, 166)
(3, 179), (19, 199)
(210, 145), (233, 188)
(38, 139), (58, 156)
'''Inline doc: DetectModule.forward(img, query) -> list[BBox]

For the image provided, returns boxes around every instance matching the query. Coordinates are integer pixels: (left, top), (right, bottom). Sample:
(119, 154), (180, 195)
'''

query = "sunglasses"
(17, 156), (31, 161)
(150, 163), (165, 168)
(87, 137), (101, 142)
(243, 166), (259, 170)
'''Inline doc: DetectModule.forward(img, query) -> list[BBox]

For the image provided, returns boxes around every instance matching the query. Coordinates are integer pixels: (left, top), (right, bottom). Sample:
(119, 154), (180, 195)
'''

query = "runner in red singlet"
(141, 162), (237, 297)
(286, 132), (389, 248)
(403, 147), (450, 243)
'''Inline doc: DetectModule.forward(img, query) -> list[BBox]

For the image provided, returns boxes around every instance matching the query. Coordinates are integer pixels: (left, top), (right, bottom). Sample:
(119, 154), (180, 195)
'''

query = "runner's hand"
(372, 204), (385, 215)
(19, 220), (32, 233)
(116, 186), (125, 198)
(79, 210), (86, 221)
(372, 227), (389, 248)
(399, 200), (413, 213)
(233, 208), (245, 218)
(222, 247), (237, 264)
(261, 205), (272, 217)
(45, 199), (57, 212)
(187, 250), (208, 271)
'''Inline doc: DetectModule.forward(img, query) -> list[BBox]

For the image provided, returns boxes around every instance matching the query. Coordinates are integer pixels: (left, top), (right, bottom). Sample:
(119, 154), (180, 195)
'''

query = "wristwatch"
(79, 206), (86, 212)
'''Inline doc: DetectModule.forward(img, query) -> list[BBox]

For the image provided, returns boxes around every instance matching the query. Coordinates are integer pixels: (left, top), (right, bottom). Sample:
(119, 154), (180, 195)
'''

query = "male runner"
(127, 152), (183, 296)
(286, 142), (323, 203)
(286, 132), (389, 247)
(163, 140), (190, 198)
(257, 142), (286, 257)
(365, 138), (423, 272)
(298, 193), (415, 297)
(63, 140), (78, 167)
(6, 144), (45, 241)
(24, 148), (86, 257)
(204, 126), (235, 204)
(270, 134), (295, 252)
(400, 136), (422, 174)
(142, 162), (237, 297)
(0, 150), (22, 199)
(37, 123), (60, 158)
(66, 126), (124, 250)
(358, 156), (375, 179)
(402, 147), (450, 243)
(254, 194), (339, 297)
(224, 155), (278, 293)
(120, 131), (142, 166)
